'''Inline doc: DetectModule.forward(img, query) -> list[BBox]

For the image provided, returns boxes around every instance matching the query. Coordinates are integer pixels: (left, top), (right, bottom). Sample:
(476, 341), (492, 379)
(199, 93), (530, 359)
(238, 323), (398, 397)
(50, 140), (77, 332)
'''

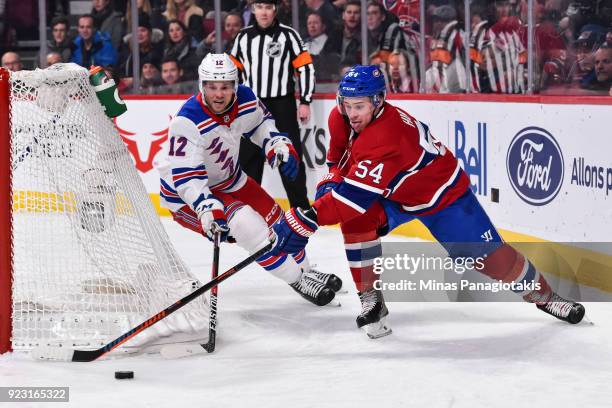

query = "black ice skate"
(290, 275), (336, 306)
(304, 268), (343, 292)
(536, 293), (585, 324)
(357, 288), (392, 339)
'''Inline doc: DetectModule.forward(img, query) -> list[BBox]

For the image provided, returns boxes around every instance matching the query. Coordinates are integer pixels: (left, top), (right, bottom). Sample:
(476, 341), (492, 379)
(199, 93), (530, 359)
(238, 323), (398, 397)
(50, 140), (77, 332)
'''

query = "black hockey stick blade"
(31, 240), (272, 362)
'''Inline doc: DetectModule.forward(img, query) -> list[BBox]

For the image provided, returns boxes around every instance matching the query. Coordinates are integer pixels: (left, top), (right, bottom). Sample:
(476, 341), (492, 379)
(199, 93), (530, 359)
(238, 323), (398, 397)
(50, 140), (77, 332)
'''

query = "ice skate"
(535, 292), (585, 324)
(303, 267), (343, 292)
(290, 274), (336, 306)
(357, 288), (392, 339)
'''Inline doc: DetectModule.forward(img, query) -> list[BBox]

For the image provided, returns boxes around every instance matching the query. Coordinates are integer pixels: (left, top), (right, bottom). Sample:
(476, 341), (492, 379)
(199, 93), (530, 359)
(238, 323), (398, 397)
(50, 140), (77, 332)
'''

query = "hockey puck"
(115, 371), (134, 380)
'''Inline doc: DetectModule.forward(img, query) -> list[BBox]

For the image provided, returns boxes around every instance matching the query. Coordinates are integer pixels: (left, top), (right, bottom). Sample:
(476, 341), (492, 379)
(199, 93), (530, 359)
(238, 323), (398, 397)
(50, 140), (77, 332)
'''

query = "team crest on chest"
(266, 41), (282, 58)
(223, 114), (230, 123)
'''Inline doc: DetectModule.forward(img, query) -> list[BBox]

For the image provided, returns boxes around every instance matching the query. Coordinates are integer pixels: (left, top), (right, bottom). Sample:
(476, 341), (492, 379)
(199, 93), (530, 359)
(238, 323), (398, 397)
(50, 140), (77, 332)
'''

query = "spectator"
(120, 58), (164, 94)
(91, 0), (124, 50)
(304, 11), (340, 81)
(305, 11), (330, 55)
(155, 57), (196, 93)
(425, 4), (466, 93)
(300, 0), (340, 36)
(163, 19), (199, 80)
(71, 14), (118, 68)
(1, 51), (22, 71)
(46, 51), (63, 66)
(275, 0), (293, 26)
(124, 0), (165, 33)
(591, 44), (612, 93)
(141, 60), (163, 90)
(328, 0), (361, 66)
(160, 57), (182, 85)
(234, 0), (255, 27)
(385, 48), (419, 93)
(196, 11), (243, 57)
(367, 1), (409, 62)
(469, 0), (496, 93)
(118, 13), (163, 78)
(488, 0), (527, 94)
(162, 0), (204, 41)
(383, 0), (420, 32)
(42, 15), (72, 64)
(567, 24), (607, 91)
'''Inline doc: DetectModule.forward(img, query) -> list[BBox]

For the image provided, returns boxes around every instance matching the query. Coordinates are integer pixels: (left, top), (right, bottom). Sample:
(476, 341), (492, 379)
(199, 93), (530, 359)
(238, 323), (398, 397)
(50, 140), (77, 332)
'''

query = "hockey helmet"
(198, 53), (239, 94)
(337, 65), (387, 115)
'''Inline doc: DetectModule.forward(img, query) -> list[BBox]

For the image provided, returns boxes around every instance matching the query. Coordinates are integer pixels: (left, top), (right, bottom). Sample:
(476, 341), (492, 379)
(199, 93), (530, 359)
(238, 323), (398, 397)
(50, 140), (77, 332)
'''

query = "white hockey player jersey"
(158, 85), (279, 213)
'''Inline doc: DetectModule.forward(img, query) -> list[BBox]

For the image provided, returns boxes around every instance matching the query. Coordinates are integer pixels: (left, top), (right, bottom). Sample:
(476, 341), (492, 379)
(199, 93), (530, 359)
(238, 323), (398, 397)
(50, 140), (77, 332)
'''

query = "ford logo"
(506, 127), (564, 206)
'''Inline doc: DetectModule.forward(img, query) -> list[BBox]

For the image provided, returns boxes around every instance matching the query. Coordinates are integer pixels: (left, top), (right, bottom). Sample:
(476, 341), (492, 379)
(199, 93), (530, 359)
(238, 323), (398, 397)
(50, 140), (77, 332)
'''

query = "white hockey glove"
(195, 195), (230, 242)
(265, 134), (300, 181)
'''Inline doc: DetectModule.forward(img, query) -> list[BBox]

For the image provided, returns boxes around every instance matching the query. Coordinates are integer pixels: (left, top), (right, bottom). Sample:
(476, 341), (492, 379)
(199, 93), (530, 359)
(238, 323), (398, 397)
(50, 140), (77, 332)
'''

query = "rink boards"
(115, 94), (612, 293)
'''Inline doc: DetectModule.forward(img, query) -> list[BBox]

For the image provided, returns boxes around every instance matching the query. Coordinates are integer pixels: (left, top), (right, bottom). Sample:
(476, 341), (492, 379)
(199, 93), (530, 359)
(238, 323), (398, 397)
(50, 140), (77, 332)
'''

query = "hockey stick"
(202, 230), (221, 353)
(30, 239), (273, 362)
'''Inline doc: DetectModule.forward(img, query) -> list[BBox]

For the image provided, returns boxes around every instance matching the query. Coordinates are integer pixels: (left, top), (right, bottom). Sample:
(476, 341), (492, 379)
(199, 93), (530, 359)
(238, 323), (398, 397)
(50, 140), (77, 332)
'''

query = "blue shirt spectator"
(71, 14), (118, 68)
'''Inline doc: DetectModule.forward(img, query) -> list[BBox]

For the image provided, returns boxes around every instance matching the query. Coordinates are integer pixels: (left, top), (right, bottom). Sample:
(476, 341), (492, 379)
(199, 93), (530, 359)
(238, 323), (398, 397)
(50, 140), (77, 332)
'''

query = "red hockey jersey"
(313, 103), (469, 226)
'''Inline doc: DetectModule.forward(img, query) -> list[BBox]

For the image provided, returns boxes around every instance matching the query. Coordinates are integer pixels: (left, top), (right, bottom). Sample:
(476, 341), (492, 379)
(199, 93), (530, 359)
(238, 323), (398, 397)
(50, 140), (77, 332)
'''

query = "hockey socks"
(344, 239), (382, 293)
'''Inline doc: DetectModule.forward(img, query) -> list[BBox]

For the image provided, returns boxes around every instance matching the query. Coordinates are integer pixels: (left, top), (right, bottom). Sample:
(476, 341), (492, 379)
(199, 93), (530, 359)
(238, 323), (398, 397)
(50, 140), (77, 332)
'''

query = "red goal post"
(0, 68), (13, 353)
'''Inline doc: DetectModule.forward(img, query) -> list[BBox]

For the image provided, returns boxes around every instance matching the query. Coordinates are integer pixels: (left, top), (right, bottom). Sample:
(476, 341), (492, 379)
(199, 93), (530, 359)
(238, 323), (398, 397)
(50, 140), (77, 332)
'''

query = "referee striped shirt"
(229, 21), (315, 103)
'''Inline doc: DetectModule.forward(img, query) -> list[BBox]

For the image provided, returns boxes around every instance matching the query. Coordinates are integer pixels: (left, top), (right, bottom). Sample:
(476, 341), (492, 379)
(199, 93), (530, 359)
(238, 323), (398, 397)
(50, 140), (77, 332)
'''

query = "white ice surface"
(2, 219), (611, 408)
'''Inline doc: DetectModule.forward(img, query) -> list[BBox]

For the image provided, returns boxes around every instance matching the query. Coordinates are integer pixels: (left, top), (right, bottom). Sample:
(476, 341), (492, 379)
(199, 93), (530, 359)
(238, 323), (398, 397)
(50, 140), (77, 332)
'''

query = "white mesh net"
(9, 64), (208, 354)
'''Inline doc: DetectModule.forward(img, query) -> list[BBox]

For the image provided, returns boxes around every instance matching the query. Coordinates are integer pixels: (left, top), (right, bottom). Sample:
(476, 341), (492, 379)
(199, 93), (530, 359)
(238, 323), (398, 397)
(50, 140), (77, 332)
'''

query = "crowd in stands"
(1, 0), (611, 95)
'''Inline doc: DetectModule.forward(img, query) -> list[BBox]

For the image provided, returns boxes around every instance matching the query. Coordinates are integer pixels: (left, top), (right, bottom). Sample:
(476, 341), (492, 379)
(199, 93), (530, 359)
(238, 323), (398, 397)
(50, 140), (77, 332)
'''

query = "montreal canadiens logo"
(506, 126), (564, 206)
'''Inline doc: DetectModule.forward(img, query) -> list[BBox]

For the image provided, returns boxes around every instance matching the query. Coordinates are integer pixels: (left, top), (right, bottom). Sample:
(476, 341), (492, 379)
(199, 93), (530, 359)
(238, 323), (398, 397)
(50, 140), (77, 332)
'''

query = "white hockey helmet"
(198, 53), (239, 94)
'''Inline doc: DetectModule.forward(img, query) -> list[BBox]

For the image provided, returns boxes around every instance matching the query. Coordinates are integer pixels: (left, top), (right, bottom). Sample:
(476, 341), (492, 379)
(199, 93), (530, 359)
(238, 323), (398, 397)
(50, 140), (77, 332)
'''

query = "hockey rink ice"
(2, 218), (611, 408)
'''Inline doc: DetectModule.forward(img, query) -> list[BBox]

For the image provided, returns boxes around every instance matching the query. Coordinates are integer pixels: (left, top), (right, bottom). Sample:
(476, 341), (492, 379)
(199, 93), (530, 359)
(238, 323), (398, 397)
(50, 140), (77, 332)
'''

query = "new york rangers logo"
(206, 137), (235, 174)
(114, 117), (171, 173)
(506, 127), (564, 206)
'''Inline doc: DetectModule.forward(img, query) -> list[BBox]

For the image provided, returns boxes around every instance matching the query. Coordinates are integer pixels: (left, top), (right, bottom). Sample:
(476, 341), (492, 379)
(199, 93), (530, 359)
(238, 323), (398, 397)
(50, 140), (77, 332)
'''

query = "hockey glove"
(265, 134), (300, 181)
(270, 207), (318, 256)
(315, 172), (343, 200)
(195, 195), (230, 242)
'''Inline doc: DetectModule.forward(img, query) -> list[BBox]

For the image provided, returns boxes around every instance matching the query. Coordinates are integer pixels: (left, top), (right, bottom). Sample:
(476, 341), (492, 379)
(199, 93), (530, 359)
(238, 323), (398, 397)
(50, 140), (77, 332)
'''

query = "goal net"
(0, 63), (208, 356)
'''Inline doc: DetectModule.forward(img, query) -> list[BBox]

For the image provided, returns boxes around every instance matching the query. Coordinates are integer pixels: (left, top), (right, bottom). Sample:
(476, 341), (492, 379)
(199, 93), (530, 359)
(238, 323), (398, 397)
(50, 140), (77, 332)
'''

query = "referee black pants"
(239, 94), (310, 209)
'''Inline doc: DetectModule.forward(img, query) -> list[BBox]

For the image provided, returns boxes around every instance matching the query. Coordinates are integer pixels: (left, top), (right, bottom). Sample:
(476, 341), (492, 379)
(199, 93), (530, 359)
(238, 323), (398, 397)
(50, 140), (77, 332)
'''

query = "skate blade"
(362, 317), (392, 339)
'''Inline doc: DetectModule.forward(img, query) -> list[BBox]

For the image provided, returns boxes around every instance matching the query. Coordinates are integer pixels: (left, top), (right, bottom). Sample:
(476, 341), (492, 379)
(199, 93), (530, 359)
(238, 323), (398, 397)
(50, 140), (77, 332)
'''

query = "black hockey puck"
(115, 371), (134, 380)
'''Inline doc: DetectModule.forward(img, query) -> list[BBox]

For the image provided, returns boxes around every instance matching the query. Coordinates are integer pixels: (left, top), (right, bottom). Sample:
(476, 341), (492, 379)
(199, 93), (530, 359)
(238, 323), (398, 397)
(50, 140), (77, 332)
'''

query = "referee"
(230, 0), (314, 210)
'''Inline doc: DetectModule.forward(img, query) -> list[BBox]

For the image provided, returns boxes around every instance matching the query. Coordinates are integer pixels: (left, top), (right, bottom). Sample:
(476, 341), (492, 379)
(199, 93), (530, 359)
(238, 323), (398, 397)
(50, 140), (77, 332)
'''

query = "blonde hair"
(163, 0), (201, 23)
(125, 0), (153, 33)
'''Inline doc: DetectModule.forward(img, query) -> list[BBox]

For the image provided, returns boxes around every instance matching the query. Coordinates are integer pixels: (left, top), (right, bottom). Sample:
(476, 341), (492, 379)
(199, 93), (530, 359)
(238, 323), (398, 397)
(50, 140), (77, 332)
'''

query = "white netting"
(9, 63), (208, 354)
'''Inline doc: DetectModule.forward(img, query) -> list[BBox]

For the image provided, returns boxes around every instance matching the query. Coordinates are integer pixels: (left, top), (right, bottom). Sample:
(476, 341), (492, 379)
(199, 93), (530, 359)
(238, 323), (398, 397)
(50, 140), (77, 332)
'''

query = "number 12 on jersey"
(169, 136), (187, 157)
